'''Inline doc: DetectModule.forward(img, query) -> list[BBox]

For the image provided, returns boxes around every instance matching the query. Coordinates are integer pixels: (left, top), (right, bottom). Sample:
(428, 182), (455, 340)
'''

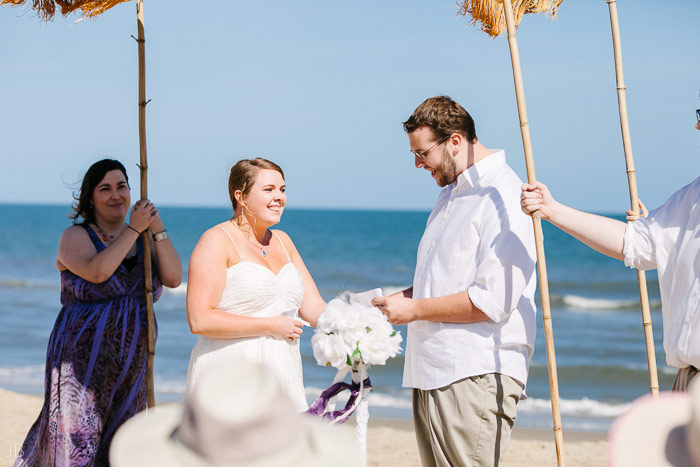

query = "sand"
(1, 389), (42, 467)
(0, 388), (606, 466)
(367, 419), (607, 467)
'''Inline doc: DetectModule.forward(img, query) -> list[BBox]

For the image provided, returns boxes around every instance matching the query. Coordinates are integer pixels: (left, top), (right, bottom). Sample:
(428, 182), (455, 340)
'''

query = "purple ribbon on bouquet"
(306, 377), (373, 424)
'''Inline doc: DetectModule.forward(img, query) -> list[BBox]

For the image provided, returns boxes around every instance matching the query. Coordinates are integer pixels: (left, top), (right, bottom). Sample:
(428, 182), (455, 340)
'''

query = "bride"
(185, 158), (326, 411)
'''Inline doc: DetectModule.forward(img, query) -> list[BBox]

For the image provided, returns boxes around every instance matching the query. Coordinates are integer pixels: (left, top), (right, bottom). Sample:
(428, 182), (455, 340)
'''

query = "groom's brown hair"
(403, 95), (478, 144)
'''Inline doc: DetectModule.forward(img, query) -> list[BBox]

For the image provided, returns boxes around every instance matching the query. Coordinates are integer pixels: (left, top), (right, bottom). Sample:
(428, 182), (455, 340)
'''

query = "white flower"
(316, 315), (334, 334)
(357, 329), (391, 365)
(362, 307), (390, 332)
(311, 292), (403, 370)
(357, 314), (403, 365)
(311, 332), (348, 369)
(335, 305), (363, 332)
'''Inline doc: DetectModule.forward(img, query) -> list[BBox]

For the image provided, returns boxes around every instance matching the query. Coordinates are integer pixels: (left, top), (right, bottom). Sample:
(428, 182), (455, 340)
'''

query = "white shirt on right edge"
(403, 150), (538, 391)
(623, 175), (700, 369)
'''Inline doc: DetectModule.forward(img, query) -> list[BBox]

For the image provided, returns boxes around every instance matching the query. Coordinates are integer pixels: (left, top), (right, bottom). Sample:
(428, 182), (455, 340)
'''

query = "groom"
(372, 96), (538, 466)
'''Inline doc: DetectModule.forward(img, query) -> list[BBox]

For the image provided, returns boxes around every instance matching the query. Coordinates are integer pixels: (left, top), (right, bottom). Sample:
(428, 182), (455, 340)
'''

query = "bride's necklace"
(229, 219), (268, 257)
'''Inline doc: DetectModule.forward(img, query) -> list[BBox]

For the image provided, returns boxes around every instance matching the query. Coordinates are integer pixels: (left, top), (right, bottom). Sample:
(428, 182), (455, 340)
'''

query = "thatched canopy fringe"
(457, 0), (562, 37)
(0, 0), (131, 20)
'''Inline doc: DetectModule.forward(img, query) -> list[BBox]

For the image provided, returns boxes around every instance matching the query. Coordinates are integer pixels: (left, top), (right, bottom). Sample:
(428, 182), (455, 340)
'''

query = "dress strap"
(272, 230), (292, 263)
(217, 226), (244, 262)
(80, 223), (105, 251)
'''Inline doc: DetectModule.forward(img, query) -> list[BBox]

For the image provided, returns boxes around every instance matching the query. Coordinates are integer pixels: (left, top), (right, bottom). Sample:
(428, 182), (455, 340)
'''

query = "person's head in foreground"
(110, 360), (361, 466)
(228, 157), (286, 229)
(403, 95), (478, 187)
(71, 158), (130, 225)
(608, 381), (700, 466)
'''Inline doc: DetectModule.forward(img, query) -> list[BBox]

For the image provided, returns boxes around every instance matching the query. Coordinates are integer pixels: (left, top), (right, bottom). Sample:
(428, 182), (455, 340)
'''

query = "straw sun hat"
(608, 381), (700, 466)
(110, 361), (361, 466)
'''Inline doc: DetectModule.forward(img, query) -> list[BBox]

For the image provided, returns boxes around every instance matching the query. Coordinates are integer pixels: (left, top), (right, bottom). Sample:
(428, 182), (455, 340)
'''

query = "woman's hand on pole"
(129, 199), (158, 232)
(626, 199), (649, 222)
(520, 181), (558, 220)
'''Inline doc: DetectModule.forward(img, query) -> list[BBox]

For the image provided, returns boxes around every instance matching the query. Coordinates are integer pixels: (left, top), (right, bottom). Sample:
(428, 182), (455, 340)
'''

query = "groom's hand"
(371, 296), (418, 325)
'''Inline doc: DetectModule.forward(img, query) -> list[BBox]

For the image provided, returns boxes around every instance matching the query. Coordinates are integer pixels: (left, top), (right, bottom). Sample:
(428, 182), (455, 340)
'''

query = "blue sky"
(1, 0), (699, 212)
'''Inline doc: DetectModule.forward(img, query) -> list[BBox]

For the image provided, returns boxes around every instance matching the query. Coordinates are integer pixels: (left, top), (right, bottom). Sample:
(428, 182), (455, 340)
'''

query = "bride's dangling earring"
(240, 202), (266, 257)
(241, 202), (253, 229)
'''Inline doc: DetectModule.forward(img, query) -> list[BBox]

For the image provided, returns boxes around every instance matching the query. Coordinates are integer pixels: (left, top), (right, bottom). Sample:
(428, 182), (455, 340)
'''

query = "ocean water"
(0, 204), (675, 432)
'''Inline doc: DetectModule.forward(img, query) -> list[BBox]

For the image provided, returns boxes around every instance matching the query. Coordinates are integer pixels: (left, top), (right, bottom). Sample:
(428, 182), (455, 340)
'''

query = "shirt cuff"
(467, 283), (508, 323)
(622, 220), (655, 270)
(622, 222), (635, 268)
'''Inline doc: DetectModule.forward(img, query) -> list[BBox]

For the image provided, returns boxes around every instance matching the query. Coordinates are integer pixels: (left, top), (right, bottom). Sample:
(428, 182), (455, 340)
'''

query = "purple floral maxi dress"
(15, 225), (162, 466)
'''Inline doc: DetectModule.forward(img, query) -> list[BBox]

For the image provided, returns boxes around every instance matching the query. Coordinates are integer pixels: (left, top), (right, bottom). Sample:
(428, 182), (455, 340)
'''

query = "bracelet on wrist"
(126, 224), (141, 235)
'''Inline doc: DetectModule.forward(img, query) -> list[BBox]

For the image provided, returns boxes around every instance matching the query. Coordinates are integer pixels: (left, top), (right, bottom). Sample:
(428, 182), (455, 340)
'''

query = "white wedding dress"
(185, 228), (308, 412)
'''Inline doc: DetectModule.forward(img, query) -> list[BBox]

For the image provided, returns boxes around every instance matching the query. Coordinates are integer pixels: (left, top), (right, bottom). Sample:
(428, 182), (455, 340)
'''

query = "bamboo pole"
(605, 0), (659, 397)
(135, 0), (156, 409)
(501, 0), (565, 464)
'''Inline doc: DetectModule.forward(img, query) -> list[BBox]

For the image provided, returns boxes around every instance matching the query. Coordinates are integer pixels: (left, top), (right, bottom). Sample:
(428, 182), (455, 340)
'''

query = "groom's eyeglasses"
(696, 109), (700, 123)
(411, 135), (451, 160)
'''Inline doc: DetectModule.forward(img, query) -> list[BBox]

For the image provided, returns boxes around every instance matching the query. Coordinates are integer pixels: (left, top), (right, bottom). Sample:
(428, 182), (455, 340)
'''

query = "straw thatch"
(457, 0), (562, 37)
(0, 0), (130, 20)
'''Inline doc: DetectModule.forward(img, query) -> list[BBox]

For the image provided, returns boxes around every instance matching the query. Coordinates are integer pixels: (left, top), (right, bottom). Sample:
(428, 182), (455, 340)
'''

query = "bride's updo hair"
(228, 158), (285, 211)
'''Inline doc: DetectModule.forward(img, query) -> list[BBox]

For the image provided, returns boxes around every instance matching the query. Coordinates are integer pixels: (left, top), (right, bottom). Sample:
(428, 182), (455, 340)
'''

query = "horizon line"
(0, 201), (434, 214)
(0, 201), (629, 217)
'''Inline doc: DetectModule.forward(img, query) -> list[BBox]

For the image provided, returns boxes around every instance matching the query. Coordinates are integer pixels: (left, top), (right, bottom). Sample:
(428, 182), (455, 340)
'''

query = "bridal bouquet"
(311, 289), (403, 370)
(309, 289), (402, 465)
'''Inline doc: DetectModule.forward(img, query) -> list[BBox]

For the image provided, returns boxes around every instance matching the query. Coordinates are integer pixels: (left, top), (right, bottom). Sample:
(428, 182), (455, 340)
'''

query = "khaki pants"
(672, 366), (699, 391)
(412, 373), (522, 467)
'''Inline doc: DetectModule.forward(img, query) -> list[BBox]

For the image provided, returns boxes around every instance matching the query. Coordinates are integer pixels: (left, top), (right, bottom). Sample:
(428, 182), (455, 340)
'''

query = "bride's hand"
(268, 316), (303, 341)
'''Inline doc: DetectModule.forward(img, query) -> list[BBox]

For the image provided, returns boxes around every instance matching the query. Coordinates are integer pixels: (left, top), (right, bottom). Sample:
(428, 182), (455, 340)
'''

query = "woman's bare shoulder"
(57, 225), (94, 271)
(199, 221), (235, 242)
(59, 224), (90, 245)
(193, 222), (241, 265)
(272, 228), (295, 245)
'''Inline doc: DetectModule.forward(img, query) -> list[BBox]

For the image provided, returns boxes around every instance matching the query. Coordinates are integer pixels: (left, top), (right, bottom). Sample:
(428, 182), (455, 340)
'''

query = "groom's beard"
(435, 146), (458, 187)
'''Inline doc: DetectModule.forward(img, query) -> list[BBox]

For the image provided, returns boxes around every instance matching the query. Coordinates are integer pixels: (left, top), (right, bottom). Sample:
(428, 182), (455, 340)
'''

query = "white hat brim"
(110, 404), (362, 467)
(607, 392), (692, 467)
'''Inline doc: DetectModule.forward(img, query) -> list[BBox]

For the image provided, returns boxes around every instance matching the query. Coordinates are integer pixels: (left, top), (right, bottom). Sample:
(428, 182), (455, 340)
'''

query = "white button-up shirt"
(404, 150), (538, 391)
(623, 176), (700, 369)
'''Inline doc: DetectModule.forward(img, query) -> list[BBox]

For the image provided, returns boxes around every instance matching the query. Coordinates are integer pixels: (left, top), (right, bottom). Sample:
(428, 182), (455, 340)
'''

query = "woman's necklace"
(91, 223), (123, 243)
(229, 219), (268, 257)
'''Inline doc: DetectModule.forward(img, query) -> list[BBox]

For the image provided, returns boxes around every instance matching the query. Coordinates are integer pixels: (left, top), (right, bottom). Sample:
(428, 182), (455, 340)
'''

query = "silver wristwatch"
(153, 230), (169, 242)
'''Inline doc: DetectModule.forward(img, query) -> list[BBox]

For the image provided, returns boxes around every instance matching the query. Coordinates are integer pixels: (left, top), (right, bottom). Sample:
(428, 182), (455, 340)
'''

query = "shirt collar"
(455, 150), (506, 190)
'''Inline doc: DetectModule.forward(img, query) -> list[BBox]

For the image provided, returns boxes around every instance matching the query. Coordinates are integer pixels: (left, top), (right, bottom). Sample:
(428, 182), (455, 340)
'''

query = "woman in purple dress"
(15, 159), (182, 466)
